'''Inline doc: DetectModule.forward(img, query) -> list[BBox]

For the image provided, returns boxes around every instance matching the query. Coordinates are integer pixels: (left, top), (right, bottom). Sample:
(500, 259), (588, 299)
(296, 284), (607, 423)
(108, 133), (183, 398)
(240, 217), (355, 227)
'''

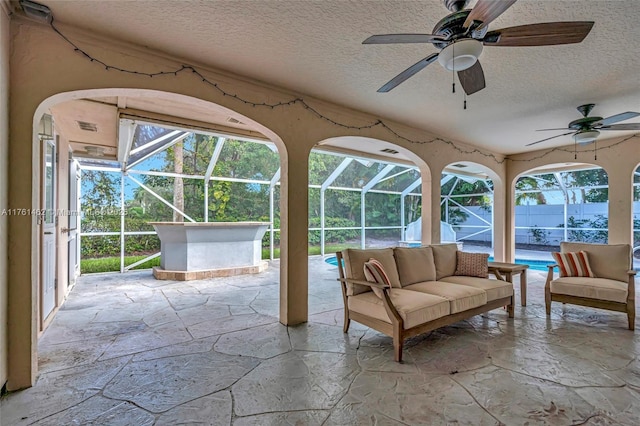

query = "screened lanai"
(78, 118), (503, 273)
(77, 118), (639, 274)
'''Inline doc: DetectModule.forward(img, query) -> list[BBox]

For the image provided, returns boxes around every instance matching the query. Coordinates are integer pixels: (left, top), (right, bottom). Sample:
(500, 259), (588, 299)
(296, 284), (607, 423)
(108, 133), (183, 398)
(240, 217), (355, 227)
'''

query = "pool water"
(324, 255), (553, 272)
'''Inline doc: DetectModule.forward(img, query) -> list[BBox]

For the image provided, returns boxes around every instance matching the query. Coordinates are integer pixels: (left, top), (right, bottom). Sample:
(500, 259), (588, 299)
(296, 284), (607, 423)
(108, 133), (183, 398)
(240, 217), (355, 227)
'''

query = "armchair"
(545, 242), (636, 330)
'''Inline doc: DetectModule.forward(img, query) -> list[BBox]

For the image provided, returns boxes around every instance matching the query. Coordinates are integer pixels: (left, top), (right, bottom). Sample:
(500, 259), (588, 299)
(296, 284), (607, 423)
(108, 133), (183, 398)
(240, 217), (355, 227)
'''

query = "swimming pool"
(324, 255), (554, 272)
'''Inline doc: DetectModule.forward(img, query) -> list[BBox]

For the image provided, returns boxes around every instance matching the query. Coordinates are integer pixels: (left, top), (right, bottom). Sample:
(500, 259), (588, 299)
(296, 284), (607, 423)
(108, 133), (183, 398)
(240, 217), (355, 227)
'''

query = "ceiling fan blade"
(363, 34), (445, 44)
(525, 131), (575, 147)
(599, 123), (640, 131)
(457, 61), (485, 95)
(464, 0), (517, 30)
(483, 21), (594, 46)
(536, 127), (572, 131)
(596, 111), (640, 126)
(377, 53), (439, 93)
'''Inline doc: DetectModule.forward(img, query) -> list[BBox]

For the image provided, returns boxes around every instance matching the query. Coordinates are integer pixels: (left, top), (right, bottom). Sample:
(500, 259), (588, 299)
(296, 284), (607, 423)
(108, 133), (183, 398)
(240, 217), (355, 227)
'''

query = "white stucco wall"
(0, 0), (11, 389)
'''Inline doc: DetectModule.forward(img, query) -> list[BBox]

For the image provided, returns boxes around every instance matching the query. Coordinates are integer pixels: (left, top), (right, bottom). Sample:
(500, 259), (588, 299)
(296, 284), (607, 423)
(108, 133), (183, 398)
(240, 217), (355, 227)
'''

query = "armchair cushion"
(454, 251), (489, 278)
(342, 248), (402, 296)
(393, 246), (436, 286)
(550, 277), (628, 303)
(560, 242), (631, 283)
(552, 251), (595, 278)
(363, 258), (392, 298)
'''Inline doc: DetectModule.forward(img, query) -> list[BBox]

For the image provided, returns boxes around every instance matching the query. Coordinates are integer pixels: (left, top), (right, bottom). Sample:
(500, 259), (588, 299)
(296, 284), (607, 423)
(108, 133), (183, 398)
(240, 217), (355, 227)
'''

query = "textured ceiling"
(37, 0), (640, 155)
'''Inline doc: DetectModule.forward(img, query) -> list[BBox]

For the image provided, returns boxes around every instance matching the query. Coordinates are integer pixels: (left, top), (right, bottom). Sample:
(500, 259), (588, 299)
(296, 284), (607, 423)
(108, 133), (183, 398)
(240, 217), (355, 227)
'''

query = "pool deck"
(2, 256), (639, 424)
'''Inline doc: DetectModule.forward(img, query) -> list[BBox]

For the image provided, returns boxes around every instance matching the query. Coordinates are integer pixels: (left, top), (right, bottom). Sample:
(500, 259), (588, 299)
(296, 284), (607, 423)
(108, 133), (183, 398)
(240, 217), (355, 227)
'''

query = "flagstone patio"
(1, 256), (639, 425)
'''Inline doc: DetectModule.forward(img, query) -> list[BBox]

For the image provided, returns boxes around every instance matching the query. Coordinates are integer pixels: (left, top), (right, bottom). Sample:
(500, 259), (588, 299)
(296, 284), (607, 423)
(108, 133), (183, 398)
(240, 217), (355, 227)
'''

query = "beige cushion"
(404, 281), (487, 314)
(348, 289), (450, 329)
(393, 246), (436, 286)
(431, 243), (458, 280)
(440, 276), (514, 302)
(342, 248), (401, 296)
(550, 277), (628, 303)
(454, 251), (489, 278)
(560, 242), (631, 283)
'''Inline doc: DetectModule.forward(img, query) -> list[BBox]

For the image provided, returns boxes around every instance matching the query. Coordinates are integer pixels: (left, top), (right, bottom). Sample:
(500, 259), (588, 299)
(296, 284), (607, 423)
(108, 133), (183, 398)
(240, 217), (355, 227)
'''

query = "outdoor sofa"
(336, 243), (514, 361)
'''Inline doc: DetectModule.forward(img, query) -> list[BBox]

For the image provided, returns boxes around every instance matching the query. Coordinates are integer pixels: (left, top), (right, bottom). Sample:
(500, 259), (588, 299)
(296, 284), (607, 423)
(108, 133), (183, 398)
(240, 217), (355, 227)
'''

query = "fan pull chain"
(464, 93), (467, 110)
(594, 140), (597, 160)
(574, 139), (577, 160)
(452, 43), (456, 93)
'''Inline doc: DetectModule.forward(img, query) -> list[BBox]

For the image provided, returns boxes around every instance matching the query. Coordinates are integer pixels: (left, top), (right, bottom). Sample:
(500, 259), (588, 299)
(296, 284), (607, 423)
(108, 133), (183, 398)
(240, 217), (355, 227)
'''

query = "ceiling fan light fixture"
(574, 129), (600, 144)
(438, 39), (483, 71)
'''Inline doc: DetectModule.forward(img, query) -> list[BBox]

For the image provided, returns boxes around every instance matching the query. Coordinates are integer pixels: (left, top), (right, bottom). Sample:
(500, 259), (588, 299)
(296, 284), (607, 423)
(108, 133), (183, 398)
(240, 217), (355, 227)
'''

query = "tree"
(515, 176), (553, 205)
(567, 169), (608, 203)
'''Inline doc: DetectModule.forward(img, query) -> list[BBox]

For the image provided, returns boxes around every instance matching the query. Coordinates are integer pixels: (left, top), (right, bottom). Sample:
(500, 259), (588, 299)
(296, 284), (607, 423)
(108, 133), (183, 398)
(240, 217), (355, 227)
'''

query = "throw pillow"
(454, 251), (489, 278)
(552, 251), (596, 278)
(363, 258), (392, 298)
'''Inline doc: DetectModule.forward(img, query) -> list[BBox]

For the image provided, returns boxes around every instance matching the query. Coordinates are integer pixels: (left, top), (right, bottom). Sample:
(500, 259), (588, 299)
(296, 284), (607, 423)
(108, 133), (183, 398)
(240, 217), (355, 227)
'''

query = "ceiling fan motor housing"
(568, 116), (603, 130)
(443, 0), (470, 12)
(432, 10), (487, 49)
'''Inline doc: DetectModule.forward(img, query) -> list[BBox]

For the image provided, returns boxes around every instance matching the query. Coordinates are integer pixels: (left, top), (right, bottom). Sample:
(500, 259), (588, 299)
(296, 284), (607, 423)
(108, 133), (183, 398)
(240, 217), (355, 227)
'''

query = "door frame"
(40, 136), (57, 329)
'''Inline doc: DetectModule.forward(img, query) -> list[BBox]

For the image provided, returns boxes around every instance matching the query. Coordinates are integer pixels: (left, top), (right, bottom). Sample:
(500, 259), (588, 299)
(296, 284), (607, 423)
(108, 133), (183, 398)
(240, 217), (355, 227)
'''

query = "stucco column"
(279, 142), (310, 325)
(7, 91), (38, 390)
(428, 170), (441, 243)
(492, 180), (507, 262)
(607, 166), (634, 245)
(418, 165), (432, 245)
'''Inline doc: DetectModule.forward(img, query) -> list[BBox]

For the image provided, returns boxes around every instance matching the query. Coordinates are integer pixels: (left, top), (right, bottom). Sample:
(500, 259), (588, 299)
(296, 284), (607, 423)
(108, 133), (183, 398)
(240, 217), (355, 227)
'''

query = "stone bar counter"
(150, 222), (270, 280)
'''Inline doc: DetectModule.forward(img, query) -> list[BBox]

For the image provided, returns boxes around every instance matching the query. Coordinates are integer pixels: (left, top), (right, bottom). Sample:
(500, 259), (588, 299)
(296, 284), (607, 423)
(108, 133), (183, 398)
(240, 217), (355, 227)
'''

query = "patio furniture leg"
(393, 333), (403, 363)
(520, 270), (527, 307)
(628, 303), (635, 331)
(545, 288), (551, 315)
(343, 312), (351, 333)
(507, 301), (514, 318)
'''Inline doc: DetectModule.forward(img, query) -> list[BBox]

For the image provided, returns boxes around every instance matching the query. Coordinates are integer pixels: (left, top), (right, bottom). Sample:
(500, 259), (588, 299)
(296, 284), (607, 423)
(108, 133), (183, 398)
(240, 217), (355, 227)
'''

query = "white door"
(41, 139), (57, 322)
(67, 156), (80, 283)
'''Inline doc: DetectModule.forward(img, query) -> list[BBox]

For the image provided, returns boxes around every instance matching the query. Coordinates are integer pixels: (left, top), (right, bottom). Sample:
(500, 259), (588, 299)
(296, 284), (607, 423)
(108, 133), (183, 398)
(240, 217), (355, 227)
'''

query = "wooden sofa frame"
(545, 265), (636, 330)
(336, 251), (515, 362)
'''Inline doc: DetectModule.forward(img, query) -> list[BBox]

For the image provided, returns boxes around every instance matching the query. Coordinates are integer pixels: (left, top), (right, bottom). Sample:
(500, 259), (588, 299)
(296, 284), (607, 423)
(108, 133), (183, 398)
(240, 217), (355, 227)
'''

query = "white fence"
(453, 201), (640, 245)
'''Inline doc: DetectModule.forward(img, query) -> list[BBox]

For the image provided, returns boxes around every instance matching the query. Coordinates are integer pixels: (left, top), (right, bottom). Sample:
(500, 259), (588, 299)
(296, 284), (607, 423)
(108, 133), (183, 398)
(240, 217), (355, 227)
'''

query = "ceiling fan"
(526, 104), (640, 146)
(363, 0), (594, 95)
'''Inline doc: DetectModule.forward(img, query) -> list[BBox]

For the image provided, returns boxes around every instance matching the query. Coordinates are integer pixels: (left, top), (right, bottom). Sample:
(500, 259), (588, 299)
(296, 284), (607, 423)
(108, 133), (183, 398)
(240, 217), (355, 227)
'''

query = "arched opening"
(513, 163), (609, 259)
(312, 136), (431, 252)
(440, 162), (498, 253)
(30, 88), (286, 377)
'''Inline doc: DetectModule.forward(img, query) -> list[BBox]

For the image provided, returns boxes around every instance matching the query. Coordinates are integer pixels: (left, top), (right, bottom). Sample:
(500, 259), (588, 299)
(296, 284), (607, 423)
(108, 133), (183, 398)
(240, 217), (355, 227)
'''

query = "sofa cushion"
(363, 258), (392, 298)
(440, 276), (514, 302)
(348, 289), (450, 329)
(403, 281), (487, 314)
(550, 277), (628, 303)
(552, 251), (595, 278)
(560, 242), (631, 283)
(431, 243), (458, 280)
(454, 251), (489, 278)
(342, 248), (402, 296)
(393, 246), (436, 286)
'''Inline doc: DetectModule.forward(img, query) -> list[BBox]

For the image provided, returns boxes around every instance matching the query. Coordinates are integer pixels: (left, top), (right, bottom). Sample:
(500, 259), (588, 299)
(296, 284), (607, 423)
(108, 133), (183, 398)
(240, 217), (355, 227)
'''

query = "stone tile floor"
(1, 256), (639, 425)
